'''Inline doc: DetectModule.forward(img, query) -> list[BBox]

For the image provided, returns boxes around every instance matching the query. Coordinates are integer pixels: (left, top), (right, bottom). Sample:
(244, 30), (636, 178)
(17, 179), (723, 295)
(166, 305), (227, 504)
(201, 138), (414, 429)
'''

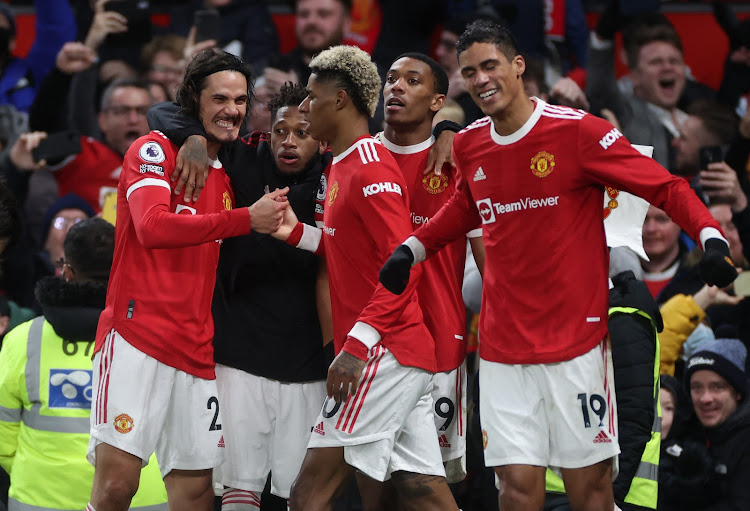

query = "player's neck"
(206, 141), (220, 160)
(641, 245), (681, 273)
(329, 117), (370, 156)
(383, 120), (432, 147)
(491, 95), (535, 136)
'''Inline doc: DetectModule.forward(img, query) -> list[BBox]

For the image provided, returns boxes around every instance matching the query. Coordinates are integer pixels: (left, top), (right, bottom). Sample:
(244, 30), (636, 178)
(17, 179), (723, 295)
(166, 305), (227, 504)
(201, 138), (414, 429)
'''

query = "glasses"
(105, 105), (150, 117)
(52, 216), (83, 231)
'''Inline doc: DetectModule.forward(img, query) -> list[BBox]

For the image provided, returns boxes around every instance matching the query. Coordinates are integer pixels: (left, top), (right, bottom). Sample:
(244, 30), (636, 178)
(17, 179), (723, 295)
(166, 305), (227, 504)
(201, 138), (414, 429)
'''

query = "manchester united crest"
(422, 171), (449, 194)
(328, 181), (339, 206)
(114, 413), (134, 434)
(530, 151), (555, 177)
(222, 191), (232, 211)
(603, 186), (619, 220)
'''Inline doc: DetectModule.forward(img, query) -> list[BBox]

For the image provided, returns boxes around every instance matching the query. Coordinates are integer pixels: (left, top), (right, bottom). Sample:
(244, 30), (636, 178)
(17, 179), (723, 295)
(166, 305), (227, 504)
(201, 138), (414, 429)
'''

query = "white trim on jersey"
(126, 178), (171, 201)
(333, 137), (382, 165)
(489, 97), (545, 146)
(699, 228), (728, 249)
(466, 228), (483, 239)
(297, 222), (322, 253)
(207, 157), (223, 169)
(542, 103), (587, 118)
(378, 133), (435, 155)
(458, 116), (491, 135)
(404, 236), (426, 264)
(349, 321), (381, 349)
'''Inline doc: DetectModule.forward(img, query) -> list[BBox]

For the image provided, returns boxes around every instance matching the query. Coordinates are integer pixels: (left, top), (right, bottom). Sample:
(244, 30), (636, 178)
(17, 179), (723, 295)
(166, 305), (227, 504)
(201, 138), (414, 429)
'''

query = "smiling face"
(299, 73), (338, 144)
(459, 42), (525, 119)
(198, 70), (249, 151)
(383, 57), (443, 127)
(690, 370), (741, 429)
(660, 387), (676, 438)
(271, 105), (323, 174)
(642, 205), (682, 262)
(631, 41), (686, 110)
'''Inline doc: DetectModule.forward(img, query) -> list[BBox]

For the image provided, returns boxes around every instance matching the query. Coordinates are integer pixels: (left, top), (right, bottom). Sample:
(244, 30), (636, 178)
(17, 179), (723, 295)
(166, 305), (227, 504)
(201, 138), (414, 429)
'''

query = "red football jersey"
(50, 136), (122, 213)
(378, 134), (476, 372)
(323, 135), (436, 371)
(95, 131), (252, 378)
(414, 99), (720, 365)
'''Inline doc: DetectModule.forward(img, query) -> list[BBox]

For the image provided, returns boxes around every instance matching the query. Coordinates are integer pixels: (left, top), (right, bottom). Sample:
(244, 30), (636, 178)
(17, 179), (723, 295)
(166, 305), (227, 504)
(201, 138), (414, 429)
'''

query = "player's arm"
(469, 232), (485, 276)
(0, 326), (28, 474)
(579, 116), (737, 287)
(380, 152), (481, 294)
(272, 203), (327, 257)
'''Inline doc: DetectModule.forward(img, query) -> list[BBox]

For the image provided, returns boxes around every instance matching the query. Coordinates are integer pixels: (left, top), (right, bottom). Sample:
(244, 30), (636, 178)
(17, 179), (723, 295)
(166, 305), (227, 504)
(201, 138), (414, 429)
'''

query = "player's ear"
(514, 55), (525, 79)
(335, 89), (349, 111)
(430, 93), (446, 114)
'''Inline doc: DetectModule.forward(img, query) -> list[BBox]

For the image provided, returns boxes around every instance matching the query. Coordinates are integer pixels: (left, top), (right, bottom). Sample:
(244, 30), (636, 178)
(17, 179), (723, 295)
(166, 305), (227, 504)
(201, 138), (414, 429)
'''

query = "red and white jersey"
(50, 136), (122, 213)
(414, 98), (720, 365)
(322, 135), (436, 371)
(95, 131), (252, 379)
(378, 134), (478, 372)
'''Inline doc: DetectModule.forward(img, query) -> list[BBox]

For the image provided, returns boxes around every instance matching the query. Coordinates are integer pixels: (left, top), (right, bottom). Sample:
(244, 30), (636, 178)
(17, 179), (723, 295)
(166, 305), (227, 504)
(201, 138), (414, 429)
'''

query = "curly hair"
(268, 81), (308, 122)
(309, 45), (381, 118)
(176, 49), (255, 121)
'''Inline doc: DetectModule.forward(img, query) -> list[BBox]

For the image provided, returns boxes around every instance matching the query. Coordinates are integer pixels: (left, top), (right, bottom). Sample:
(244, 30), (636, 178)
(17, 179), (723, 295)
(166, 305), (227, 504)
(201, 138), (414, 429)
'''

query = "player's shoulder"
(457, 116), (492, 137)
(539, 102), (588, 122)
(128, 131), (177, 163)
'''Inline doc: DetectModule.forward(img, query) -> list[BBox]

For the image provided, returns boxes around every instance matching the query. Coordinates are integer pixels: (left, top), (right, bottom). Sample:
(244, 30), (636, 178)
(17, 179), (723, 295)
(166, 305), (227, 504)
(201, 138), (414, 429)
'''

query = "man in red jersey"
(272, 45), (459, 511)
(85, 50), (288, 511)
(379, 19), (738, 511)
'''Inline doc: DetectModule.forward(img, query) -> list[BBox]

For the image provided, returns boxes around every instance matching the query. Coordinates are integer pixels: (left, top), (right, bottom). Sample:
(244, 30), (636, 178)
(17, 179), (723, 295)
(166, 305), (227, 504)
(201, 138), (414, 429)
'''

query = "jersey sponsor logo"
(422, 171), (448, 194)
(48, 369), (93, 409)
(114, 413), (134, 434)
(473, 167), (487, 181)
(476, 195), (560, 223)
(362, 181), (402, 198)
(593, 430), (612, 443)
(599, 128), (623, 150)
(312, 421), (325, 435)
(139, 163), (164, 176)
(222, 191), (232, 210)
(329, 181), (339, 206)
(138, 141), (166, 163)
(482, 429), (488, 449)
(315, 203), (324, 216)
(530, 151), (555, 177)
(176, 204), (197, 215)
(217, 435), (225, 448)
(411, 212), (430, 225)
(317, 173), (328, 201)
(438, 434), (452, 448)
(603, 186), (619, 219)
(323, 225), (336, 237)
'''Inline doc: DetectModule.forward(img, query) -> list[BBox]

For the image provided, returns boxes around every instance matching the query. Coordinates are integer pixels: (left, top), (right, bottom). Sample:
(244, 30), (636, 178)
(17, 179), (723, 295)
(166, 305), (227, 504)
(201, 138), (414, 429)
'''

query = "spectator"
(0, 218), (168, 511)
(141, 34), (187, 102)
(640, 205), (690, 300)
(659, 338), (750, 510)
(0, 0), (75, 112)
(0, 179), (20, 256)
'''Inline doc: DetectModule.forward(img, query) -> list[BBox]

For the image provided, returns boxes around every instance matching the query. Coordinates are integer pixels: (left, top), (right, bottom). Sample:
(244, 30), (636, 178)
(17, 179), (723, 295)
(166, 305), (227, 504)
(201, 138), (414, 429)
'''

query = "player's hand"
(249, 187), (289, 234)
(549, 77), (590, 110)
(172, 135), (209, 202)
(693, 282), (744, 310)
(184, 26), (217, 62)
(424, 129), (455, 176)
(699, 238), (738, 288)
(56, 42), (97, 74)
(327, 350), (366, 402)
(379, 244), (414, 295)
(269, 200), (300, 241)
(700, 162), (748, 213)
(10, 132), (48, 170)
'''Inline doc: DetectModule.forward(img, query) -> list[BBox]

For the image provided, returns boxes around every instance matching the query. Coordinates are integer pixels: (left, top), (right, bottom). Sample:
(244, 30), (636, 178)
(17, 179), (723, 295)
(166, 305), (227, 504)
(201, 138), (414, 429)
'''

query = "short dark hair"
(100, 78), (152, 112)
(456, 19), (520, 63)
(0, 180), (21, 252)
(687, 100), (739, 146)
(63, 218), (115, 282)
(176, 49), (255, 120)
(393, 52), (449, 96)
(293, 0), (352, 12)
(625, 22), (683, 70)
(268, 82), (308, 124)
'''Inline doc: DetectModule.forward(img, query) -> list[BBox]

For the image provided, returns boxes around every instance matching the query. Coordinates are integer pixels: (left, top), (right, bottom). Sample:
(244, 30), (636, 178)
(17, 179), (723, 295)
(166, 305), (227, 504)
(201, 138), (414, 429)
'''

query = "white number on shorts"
(577, 393), (607, 427)
(321, 396), (341, 418)
(435, 397), (455, 431)
(207, 396), (222, 431)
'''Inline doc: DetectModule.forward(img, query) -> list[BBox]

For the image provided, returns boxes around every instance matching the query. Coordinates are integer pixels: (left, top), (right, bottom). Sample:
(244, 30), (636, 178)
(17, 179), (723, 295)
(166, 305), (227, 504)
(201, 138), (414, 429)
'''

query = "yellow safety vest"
(0, 317), (168, 510)
(545, 307), (661, 509)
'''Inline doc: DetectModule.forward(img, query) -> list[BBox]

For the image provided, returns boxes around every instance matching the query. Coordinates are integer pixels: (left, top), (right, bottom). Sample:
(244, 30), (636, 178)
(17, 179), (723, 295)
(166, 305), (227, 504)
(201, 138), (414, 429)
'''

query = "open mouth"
(479, 89), (498, 99)
(658, 78), (677, 93)
(279, 150), (299, 166)
(125, 130), (141, 140)
(386, 96), (406, 111)
(216, 118), (238, 129)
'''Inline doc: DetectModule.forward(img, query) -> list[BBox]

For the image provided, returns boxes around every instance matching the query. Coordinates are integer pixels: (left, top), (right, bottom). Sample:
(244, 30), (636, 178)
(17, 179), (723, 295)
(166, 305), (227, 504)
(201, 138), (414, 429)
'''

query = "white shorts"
(87, 329), (224, 478)
(432, 362), (467, 483)
(212, 365), (326, 498)
(479, 338), (619, 475)
(307, 345), (444, 482)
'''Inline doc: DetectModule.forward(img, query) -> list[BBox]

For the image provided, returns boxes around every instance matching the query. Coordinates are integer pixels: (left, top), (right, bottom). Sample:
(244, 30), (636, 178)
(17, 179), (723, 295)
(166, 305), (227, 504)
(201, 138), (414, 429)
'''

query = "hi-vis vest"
(0, 317), (168, 510)
(545, 307), (661, 509)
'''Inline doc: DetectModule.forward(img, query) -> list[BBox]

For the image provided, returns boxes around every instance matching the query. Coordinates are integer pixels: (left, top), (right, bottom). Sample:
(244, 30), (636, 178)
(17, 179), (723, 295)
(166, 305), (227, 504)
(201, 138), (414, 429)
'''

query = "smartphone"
(32, 130), (81, 163)
(734, 271), (750, 297)
(194, 9), (221, 43)
(103, 0), (151, 28)
(699, 145), (726, 170)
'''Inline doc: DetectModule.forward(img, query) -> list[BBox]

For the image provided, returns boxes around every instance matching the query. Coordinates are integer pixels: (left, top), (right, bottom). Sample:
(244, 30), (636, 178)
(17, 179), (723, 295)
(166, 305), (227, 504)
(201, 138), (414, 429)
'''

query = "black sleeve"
(28, 67), (72, 133)
(68, 66), (100, 138)
(724, 135), (750, 199)
(146, 101), (207, 146)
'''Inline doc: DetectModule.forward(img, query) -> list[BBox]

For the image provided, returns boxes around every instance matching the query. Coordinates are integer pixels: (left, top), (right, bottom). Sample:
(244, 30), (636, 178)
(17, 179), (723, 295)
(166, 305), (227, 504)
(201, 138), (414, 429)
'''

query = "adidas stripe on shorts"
(307, 345), (445, 482)
(87, 329), (224, 477)
(479, 337), (620, 477)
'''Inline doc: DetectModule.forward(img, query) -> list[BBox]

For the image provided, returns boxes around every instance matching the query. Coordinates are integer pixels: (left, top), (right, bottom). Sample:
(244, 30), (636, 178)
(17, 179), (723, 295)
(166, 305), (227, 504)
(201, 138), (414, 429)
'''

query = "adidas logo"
(593, 431), (611, 444)
(217, 435), (225, 448)
(313, 422), (325, 435)
(438, 434), (451, 448)
(473, 167), (487, 181)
